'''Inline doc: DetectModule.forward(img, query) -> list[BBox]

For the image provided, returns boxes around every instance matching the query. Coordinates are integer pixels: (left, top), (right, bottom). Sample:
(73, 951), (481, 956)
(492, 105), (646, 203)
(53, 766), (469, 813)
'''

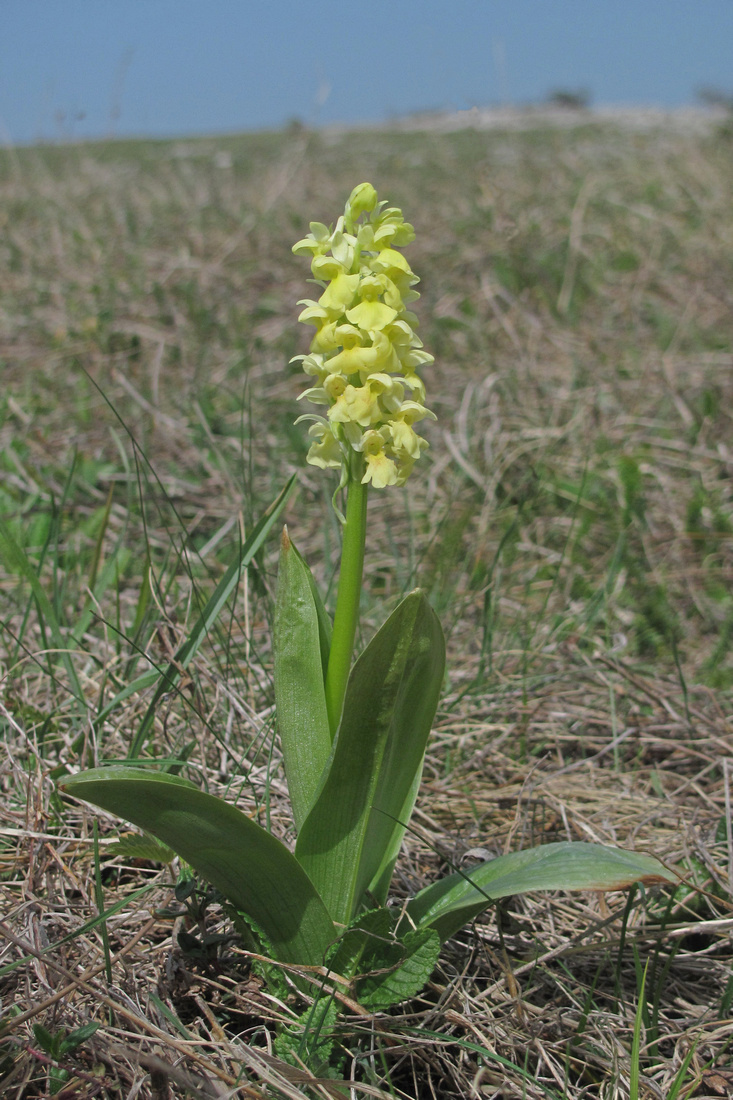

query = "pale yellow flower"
(304, 420), (343, 470)
(361, 430), (400, 488)
(292, 183), (435, 489)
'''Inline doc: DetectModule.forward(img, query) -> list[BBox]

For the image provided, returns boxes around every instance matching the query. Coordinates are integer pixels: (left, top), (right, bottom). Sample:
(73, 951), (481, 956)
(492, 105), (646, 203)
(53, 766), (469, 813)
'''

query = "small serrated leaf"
(326, 907), (393, 982)
(356, 926), (441, 1010)
(325, 907), (440, 1010)
(275, 996), (341, 1076)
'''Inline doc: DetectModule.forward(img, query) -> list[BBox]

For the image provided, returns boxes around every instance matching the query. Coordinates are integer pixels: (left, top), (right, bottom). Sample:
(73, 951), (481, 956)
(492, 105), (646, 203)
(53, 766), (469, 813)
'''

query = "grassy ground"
(1, 117), (732, 1098)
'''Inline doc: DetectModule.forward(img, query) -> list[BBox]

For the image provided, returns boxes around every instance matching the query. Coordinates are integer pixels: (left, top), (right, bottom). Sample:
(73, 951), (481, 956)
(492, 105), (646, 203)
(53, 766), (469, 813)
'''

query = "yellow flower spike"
(297, 385), (330, 406)
(328, 370), (401, 433)
(366, 372), (404, 413)
(390, 422), (422, 458)
(323, 374), (347, 400)
(402, 372), (427, 404)
(399, 345), (434, 371)
(326, 341), (384, 377)
(297, 301), (330, 327)
(371, 250), (420, 304)
(355, 222), (376, 252)
(371, 247), (416, 280)
(328, 224), (357, 272)
(346, 278), (399, 332)
(357, 274), (385, 297)
(310, 321), (341, 354)
(334, 323), (363, 347)
(372, 209), (415, 248)
(367, 273), (403, 312)
(384, 318), (416, 347)
(293, 182), (434, 489)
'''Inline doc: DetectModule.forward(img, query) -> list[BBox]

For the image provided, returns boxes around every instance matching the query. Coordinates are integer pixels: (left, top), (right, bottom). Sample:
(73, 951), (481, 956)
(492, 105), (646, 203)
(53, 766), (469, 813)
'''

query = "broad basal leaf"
(60, 767), (336, 967)
(366, 766), (423, 907)
(274, 528), (332, 831)
(295, 590), (445, 925)
(406, 841), (676, 943)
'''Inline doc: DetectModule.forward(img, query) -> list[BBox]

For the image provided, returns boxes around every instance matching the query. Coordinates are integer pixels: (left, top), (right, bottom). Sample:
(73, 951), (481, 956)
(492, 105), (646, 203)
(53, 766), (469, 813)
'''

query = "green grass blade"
(95, 669), (160, 726)
(406, 841), (676, 943)
(87, 483), (114, 591)
(0, 517), (84, 707)
(127, 475), (296, 759)
(128, 551), (153, 643)
(148, 993), (192, 1039)
(92, 821), (113, 984)
(59, 766), (335, 967)
(295, 591), (445, 925)
(274, 528), (332, 831)
(665, 1036), (701, 1100)
(629, 956), (648, 1100)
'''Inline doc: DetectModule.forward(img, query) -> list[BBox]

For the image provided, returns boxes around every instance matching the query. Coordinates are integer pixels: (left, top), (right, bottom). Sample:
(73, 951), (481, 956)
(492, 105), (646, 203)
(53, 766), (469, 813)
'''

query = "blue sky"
(2, 1), (732, 144)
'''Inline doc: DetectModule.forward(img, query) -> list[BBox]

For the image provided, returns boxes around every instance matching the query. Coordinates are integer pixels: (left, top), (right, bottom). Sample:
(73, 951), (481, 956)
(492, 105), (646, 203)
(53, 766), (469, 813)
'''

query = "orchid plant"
(61, 184), (674, 1019)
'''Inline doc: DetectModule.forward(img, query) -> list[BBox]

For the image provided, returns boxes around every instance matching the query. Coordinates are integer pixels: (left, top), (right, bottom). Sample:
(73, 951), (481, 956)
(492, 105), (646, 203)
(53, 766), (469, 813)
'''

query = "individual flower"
(300, 419), (343, 470)
(361, 429), (400, 488)
(292, 183), (435, 488)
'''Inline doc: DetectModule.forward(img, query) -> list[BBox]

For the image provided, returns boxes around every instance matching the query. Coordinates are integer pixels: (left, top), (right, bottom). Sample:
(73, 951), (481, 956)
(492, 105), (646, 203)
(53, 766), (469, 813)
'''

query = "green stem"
(325, 457), (368, 736)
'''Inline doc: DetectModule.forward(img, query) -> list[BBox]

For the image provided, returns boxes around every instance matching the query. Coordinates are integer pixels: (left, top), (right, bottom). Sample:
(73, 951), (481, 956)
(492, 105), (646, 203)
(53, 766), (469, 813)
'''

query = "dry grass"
(1, 114), (733, 1097)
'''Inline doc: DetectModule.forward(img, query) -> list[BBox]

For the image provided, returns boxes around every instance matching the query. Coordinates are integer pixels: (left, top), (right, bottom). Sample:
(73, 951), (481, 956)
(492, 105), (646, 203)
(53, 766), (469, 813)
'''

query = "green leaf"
(328, 906), (392, 965)
(325, 906), (440, 1007)
(32, 1023), (57, 1056)
(58, 1022), (100, 1055)
(366, 765), (423, 907)
(274, 995), (340, 1077)
(59, 767), (336, 967)
(295, 591), (445, 925)
(325, 908), (441, 1010)
(357, 925), (441, 1010)
(288, 533), (332, 681)
(406, 841), (676, 943)
(274, 528), (332, 831)
(127, 474), (296, 759)
(630, 960), (648, 1100)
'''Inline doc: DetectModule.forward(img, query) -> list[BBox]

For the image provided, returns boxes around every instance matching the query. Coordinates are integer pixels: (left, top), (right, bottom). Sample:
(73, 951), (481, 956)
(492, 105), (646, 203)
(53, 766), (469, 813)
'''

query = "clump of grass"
(2, 117), (732, 1097)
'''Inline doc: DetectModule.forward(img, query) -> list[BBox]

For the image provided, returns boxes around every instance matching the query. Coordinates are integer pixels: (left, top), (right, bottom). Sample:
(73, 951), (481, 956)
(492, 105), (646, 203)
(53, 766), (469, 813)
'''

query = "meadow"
(1, 115), (732, 1098)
